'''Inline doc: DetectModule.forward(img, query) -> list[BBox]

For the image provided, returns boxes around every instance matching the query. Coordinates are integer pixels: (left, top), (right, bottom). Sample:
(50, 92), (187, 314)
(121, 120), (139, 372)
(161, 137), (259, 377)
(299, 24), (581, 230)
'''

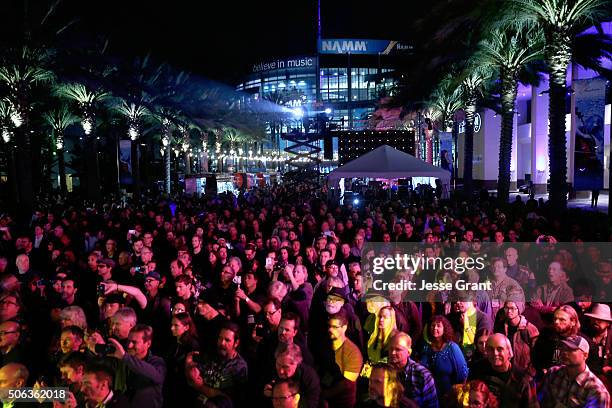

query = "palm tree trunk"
(31, 132), (44, 198)
(58, 146), (67, 195)
(164, 145), (171, 194)
(4, 143), (19, 210)
(185, 153), (191, 176)
(15, 111), (33, 221)
(463, 105), (476, 199)
(452, 120), (459, 189)
(547, 36), (571, 211)
(609, 104), (612, 216)
(85, 130), (101, 202)
(425, 129), (433, 164)
(173, 153), (179, 192)
(498, 76), (518, 204)
(131, 140), (140, 196)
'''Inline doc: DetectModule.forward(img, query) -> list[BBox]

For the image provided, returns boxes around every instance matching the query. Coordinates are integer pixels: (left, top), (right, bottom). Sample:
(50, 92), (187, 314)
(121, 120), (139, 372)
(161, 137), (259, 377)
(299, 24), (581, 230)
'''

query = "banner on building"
(119, 140), (133, 185)
(573, 78), (606, 191)
(318, 39), (413, 55)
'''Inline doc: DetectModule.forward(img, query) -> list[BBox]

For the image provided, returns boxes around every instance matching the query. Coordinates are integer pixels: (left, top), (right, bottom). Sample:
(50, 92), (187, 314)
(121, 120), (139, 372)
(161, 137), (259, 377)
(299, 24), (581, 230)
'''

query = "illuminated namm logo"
(318, 38), (413, 55)
(320, 40), (368, 53)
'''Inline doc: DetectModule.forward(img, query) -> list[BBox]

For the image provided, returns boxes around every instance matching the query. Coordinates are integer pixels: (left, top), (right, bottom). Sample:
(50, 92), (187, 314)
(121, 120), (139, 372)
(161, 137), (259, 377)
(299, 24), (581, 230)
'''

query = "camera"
(95, 343), (116, 355)
(97, 283), (106, 296)
(134, 266), (144, 273)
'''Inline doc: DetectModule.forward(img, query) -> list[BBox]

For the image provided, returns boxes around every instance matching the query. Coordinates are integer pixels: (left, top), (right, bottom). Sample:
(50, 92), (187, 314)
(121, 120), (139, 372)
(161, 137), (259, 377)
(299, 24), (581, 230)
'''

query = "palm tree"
(221, 127), (245, 172)
(0, 99), (20, 203)
(114, 100), (150, 194)
(43, 106), (79, 194)
(459, 65), (490, 199)
(55, 82), (111, 201)
(0, 47), (54, 212)
(151, 108), (180, 194)
(477, 28), (544, 203)
(506, 0), (611, 210)
(428, 76), (464, 184)
(178, 124), (192, 175)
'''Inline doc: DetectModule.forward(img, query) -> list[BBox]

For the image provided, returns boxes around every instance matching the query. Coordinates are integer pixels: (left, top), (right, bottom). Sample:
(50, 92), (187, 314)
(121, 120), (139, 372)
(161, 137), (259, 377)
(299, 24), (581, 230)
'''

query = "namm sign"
(318, 39), (413, 55)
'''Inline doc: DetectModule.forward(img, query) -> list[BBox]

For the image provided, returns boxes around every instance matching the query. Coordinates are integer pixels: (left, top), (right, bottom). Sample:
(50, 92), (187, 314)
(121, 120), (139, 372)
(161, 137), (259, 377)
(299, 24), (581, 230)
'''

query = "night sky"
(0, 0), (422, 84)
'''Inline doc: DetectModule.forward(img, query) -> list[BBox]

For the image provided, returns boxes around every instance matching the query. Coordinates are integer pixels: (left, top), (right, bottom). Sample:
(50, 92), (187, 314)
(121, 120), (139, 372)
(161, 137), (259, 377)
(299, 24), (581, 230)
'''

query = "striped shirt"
(400, 358), (439, 408)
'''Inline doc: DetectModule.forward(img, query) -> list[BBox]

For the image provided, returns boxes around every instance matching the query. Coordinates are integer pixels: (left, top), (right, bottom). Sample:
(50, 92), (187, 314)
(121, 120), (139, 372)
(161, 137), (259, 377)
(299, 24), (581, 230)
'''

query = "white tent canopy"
(328, 145), (451, 184)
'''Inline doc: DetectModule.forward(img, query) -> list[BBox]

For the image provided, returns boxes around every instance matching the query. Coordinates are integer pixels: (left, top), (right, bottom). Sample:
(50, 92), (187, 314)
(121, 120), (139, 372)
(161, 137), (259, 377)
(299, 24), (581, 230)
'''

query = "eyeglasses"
(0, 300), (17, 307)
(271, 393), (298, 400)
(264, 309), (280, 317)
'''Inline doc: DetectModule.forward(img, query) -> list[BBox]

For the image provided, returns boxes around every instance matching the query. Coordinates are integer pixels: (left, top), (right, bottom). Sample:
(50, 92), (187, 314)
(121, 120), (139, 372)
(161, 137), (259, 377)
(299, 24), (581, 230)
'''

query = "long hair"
(555, 305), (581, 336)
(370, 363), (405, 408)
(172, 312), (198, 340)
(367, 306), (397, 363)
(428, 315), (455, 344)
(450, 380), (499, 408)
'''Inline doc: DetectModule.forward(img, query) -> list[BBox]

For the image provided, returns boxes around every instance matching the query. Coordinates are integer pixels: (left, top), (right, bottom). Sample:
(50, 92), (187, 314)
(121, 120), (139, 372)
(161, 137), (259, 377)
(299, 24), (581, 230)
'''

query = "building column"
(531, 79), (550, 194)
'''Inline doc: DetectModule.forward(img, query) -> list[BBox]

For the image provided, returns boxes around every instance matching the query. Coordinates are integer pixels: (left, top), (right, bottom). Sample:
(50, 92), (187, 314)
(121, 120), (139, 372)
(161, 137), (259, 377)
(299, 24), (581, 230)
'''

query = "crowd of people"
(0, 183), (610, 407)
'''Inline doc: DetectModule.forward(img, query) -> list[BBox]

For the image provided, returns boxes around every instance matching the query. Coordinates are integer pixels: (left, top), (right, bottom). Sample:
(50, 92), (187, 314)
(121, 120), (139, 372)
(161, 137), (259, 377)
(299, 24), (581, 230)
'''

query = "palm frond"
(114, 100), (150, 122)
(55, 82), (111, 107)
(43, 106), (80, 133)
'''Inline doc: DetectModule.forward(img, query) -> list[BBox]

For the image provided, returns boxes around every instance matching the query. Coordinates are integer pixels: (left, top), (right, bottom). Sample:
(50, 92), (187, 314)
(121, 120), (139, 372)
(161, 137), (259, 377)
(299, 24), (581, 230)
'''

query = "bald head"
(388, 332), (413, 369)
(0, 363), (28, 389)
(486, 333), (513, 372)
(15, 255), (29, 272)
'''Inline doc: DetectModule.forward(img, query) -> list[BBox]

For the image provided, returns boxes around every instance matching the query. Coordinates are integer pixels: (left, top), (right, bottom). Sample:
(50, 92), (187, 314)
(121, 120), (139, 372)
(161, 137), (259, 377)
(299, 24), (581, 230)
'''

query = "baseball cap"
(560, 335), (590, 353)
(327, 287), (347, 302)
(97, 258), (115, 268)
(146, 271), (161, 281)
(325, 260), (340, 268)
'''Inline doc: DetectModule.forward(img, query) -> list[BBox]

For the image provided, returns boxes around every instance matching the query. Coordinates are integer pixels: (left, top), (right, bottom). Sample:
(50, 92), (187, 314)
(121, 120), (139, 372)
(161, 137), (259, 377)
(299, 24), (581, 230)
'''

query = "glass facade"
(237, 64), (396, 132)
(237, 68), (317, 107)
(236, 58), (397, 154)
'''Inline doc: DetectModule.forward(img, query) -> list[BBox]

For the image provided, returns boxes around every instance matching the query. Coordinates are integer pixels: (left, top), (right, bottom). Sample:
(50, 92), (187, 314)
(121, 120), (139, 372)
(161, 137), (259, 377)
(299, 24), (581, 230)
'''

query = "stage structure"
(336, 130), (416, 165)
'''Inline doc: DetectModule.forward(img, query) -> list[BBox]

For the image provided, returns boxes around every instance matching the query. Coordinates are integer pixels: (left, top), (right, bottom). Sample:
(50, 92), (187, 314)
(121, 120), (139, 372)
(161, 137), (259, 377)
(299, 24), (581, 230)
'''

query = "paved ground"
(509, 191), (609, 213)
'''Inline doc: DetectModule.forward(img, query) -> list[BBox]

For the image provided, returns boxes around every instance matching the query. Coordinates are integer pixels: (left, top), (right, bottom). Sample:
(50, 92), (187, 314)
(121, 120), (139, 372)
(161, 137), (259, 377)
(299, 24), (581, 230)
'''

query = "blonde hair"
(367, 306), (397, 363)
(370, 363), (404, 408)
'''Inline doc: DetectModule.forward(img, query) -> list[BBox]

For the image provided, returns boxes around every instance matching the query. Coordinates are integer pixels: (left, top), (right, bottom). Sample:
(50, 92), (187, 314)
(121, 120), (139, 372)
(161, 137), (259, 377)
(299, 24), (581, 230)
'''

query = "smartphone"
(265, 257), (273, 268)
(128, 229), (136, 235)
